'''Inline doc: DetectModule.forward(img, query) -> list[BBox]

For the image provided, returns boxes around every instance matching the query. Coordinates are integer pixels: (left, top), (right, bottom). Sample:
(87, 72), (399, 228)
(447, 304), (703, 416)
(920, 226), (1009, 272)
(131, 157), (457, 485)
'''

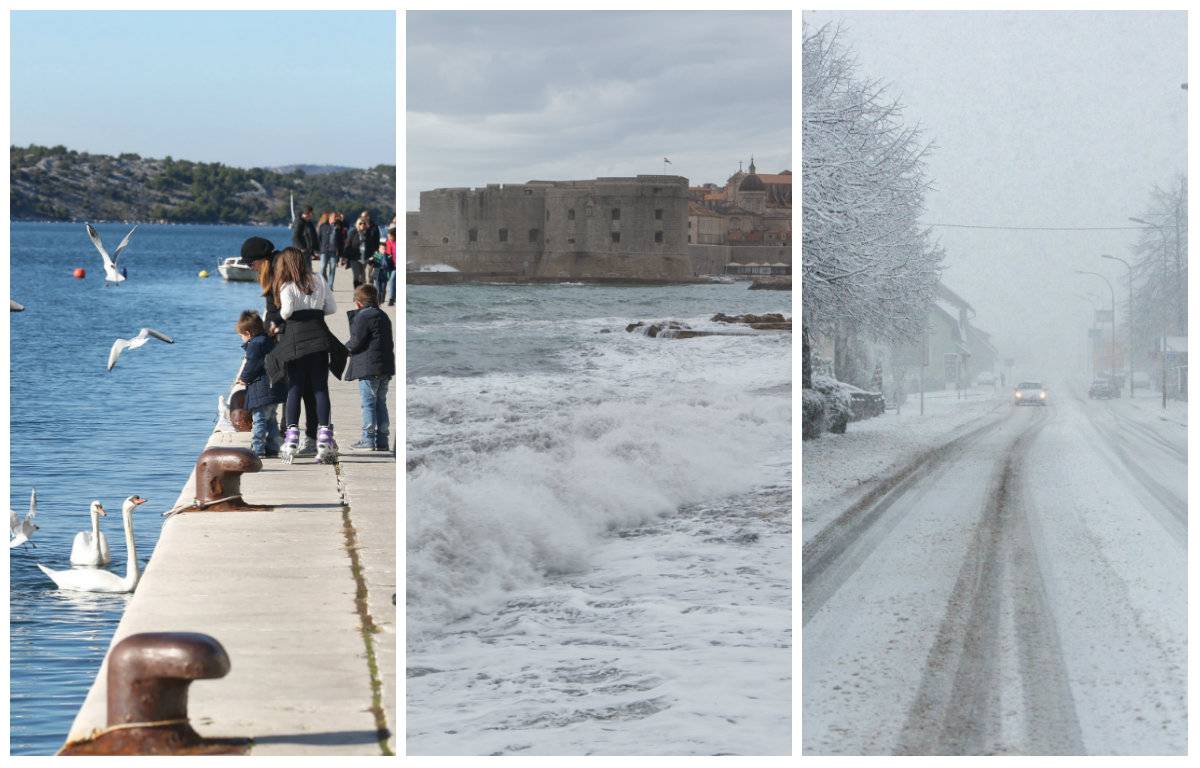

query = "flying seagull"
(10, 488), (39, 550)
(107, 328), (175, 371)
(85, 223), (138, 284)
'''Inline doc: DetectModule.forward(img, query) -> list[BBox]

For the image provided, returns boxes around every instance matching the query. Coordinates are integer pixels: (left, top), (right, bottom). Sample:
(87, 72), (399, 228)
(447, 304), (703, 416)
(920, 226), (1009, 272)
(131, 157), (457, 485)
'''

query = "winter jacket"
(345, 226), (380, 264)
(344, 305), (395, 380)
(266, 309), (349, 386)
(292, 216), (320, 255)
(318, 222), (342, 256)
(239, 333), (288, 410)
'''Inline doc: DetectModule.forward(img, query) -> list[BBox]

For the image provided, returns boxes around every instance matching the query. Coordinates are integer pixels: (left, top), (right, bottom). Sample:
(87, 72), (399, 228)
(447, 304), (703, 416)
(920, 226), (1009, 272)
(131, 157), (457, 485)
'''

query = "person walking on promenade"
(345, 284), (394, 451)
(318, 211), (342, 288)
(292, 204), (320, 258)
(239, 236), (321, 456)
(383, 224), (397, 306)
(265, 247), (348, 464)
(235, 310), (288, 457)
(344, 214), (379, 289)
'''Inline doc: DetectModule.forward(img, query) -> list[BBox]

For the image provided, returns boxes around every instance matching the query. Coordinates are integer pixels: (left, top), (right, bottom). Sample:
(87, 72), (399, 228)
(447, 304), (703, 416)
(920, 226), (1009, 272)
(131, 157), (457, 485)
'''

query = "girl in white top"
(270, 247), (343, 463)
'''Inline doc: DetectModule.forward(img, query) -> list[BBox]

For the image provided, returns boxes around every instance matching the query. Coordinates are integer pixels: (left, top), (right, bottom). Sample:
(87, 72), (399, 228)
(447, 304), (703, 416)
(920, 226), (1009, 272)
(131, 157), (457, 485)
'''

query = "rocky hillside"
(11, 145), (396, 225)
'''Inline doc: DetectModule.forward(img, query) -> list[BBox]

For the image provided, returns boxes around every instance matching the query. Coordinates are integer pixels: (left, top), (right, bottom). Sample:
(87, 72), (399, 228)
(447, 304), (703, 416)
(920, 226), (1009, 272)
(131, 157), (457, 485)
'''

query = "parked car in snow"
(1088, 378), (1116, 399)
(975, 371), (996, 386)
(811, 375), (886, 431)
(1013, 381), (1047, 406)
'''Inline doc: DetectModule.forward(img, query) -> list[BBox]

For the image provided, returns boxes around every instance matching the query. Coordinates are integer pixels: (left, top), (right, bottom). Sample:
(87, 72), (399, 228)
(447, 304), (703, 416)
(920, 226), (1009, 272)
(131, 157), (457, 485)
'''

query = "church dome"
(739, 172), (765, 192)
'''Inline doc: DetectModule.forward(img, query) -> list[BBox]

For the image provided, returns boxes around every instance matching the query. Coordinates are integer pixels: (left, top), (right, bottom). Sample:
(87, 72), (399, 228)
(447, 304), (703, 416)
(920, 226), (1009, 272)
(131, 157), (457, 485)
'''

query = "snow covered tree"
(802, 24), (944, 382)
(1127, 176), (1187, 372)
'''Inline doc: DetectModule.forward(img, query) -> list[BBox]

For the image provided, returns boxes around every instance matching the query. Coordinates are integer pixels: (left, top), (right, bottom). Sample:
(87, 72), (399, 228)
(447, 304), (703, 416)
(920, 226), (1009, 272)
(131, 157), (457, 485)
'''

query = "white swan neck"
(122, 508), (139, 587)
(91, 509), (100, 537)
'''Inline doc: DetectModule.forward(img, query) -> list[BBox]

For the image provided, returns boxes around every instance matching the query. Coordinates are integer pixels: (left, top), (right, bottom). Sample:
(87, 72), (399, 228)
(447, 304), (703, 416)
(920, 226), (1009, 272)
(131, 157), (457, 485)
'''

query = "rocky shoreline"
(625, 312), (792, 339)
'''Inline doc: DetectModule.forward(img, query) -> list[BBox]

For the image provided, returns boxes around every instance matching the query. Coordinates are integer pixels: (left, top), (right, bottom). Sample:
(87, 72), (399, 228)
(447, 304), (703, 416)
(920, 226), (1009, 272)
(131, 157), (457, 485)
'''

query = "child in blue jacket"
(236, 310), (288, 456)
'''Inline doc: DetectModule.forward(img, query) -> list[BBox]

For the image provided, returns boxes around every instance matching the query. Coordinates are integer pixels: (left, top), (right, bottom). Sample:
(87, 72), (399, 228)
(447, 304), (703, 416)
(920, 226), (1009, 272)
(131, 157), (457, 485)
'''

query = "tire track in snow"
(896, 407), (1083, 755)
(1068, 389), (1186, 542)
(802, 409), (1009, 625)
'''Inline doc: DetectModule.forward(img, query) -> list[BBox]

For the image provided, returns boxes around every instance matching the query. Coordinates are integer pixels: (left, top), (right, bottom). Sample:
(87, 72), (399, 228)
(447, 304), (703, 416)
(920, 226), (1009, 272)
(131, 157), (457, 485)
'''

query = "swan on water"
(107, 328), (175, 371)
(38, 495), (147, 593)
(69, 500), (111, 566)
(9, 488), (39, 550)
(85, 223), (137, 284)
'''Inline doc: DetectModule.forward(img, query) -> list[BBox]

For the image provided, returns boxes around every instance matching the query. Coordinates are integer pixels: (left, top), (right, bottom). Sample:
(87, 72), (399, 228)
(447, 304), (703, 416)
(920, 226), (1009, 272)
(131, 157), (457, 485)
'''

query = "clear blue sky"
(11, 11), (396, 169)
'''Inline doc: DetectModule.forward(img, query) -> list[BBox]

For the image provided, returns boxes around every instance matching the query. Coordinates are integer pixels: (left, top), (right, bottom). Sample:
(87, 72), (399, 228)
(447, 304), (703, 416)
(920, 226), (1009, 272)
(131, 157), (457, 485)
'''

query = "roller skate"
(280, 425), (300, 464)
(316, 425), (338, 464)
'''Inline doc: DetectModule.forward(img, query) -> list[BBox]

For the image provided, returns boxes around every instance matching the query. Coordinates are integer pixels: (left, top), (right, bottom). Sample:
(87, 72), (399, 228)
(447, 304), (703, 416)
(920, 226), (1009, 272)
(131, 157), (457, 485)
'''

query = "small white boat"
(217, 256), (258, 282)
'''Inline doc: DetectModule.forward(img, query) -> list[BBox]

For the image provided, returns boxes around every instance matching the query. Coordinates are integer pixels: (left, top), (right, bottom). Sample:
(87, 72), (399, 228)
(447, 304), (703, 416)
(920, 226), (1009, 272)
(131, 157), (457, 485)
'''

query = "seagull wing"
(107, 338), (130, 371)
(142, 328), (175, 344)
(85, 223), (116, 271)
(26, 488), (36, 524)
(111, 226), (138, 263)
(9, 509), (17, 535)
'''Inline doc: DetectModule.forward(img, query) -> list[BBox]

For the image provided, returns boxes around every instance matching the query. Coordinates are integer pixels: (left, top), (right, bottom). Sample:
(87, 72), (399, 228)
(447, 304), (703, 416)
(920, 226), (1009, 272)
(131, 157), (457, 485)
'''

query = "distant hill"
(11, 145), (396, 225)
(269, 164), (356, 176)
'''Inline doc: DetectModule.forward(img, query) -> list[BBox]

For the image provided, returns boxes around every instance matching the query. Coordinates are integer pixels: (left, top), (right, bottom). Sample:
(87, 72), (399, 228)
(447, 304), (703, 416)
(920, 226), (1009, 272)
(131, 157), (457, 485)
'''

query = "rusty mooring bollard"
(180, 446), (272, 512)
(59, 632), (249, 755)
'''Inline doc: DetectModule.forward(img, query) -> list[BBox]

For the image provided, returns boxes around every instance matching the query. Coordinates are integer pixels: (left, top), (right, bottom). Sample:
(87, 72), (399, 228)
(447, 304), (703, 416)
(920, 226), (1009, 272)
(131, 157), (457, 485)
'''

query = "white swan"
(70, 500), (111, 566)
(107, 328), (175, 371)
(85, 223), (137, 284)
(9, 488), (39, 549)
(38, 496), (147, 593)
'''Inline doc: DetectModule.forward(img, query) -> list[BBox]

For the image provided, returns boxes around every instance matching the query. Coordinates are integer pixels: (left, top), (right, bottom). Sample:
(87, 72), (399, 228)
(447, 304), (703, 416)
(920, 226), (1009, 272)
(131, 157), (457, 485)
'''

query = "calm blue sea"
(8, 221), (291, 755)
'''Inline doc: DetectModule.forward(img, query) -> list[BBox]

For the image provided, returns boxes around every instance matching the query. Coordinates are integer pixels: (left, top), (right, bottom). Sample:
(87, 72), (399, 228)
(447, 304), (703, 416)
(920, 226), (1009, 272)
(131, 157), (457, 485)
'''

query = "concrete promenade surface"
(64, 281), (397, 756)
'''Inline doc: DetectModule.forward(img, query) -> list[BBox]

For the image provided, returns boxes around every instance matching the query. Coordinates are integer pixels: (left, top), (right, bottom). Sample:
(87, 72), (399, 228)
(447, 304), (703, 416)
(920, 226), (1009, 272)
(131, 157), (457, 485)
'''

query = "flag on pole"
(663, 157), (671, 164)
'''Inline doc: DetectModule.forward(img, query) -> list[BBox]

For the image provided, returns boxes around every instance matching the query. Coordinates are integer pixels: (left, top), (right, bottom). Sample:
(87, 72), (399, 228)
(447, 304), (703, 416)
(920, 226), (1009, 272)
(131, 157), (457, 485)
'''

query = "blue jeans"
(320, 252), (338, 289)
(359, 376), (391, 449)
(250, 404), (281, 455)
(374, 268), (393, 305)
(386, 270), (396, 303)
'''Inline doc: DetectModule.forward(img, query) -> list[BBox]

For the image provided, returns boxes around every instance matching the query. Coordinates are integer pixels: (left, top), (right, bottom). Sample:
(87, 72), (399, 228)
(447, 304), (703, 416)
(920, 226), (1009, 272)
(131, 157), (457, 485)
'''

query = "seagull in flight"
(108, 328), (175, 371)
(86, 223), (138, 284)
(10, 488), (39, 550)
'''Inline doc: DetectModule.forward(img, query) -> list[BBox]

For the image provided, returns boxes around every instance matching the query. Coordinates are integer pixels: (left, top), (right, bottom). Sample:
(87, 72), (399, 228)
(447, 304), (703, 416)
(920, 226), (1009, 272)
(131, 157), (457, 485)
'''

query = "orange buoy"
(73, 267), (86, 279)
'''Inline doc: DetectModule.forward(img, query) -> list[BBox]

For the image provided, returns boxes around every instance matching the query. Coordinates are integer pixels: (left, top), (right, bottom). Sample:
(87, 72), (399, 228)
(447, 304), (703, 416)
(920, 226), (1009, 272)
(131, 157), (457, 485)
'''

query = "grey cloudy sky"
(406, 11), (791, 210)
(804, 10), (1187, 375)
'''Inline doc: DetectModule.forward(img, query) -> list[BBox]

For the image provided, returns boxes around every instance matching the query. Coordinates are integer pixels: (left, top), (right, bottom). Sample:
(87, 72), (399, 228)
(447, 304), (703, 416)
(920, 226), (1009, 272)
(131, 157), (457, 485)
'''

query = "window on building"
(498, 228), (508, 242)
(654, 231), (663, 243)
(611, 231), (620, 243)
(687, 220), (692, 229)
(687, 235), (692, 243)
(568, 208), (575, 220)
(611, 208), (620, 220)
(468, 228), (477, 243)
(655, 209), (663, 220)
(567, 238), (575, 244)
(528, 229), (539, 243)
(441, 237), (448, 244)
(653, 187), (661, 193)
(412, 230), (418, 237)
(524, 188), (533, 195)
(546, 210), (550, 221)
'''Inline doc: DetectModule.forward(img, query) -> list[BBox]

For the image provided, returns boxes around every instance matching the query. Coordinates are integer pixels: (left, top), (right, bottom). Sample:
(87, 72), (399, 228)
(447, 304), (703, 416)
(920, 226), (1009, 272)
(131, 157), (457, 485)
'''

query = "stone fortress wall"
(407, 175), (693, 281)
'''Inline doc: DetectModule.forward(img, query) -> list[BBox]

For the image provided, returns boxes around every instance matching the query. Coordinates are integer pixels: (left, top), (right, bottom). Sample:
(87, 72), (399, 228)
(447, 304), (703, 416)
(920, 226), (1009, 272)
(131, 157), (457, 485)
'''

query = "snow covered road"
(803, 387), (1186, 755)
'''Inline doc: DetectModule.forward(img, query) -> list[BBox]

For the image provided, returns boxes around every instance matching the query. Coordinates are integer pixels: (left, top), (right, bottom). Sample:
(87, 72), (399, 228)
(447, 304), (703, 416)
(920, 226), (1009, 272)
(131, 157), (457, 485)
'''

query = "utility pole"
(1074, 270), (1115, 381)
(1101, 255), (1134, 397)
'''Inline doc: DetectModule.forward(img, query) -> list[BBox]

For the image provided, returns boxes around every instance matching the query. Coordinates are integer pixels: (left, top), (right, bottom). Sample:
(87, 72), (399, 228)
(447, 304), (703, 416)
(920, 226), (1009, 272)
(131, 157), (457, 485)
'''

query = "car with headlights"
(1013, 381), (1047, 406)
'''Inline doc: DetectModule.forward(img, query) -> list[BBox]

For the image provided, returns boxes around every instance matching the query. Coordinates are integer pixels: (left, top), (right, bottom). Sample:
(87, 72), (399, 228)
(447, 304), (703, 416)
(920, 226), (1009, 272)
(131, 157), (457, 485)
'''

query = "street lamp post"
(1100, 254), (1134, 397)
(1130, 216), (1173, 409)
(1074, 270), (1116, 381)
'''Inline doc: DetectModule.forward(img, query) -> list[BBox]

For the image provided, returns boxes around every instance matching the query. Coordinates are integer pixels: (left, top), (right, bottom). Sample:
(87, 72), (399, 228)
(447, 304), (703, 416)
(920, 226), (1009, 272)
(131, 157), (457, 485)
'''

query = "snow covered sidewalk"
(802, 387), (1007, 546)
